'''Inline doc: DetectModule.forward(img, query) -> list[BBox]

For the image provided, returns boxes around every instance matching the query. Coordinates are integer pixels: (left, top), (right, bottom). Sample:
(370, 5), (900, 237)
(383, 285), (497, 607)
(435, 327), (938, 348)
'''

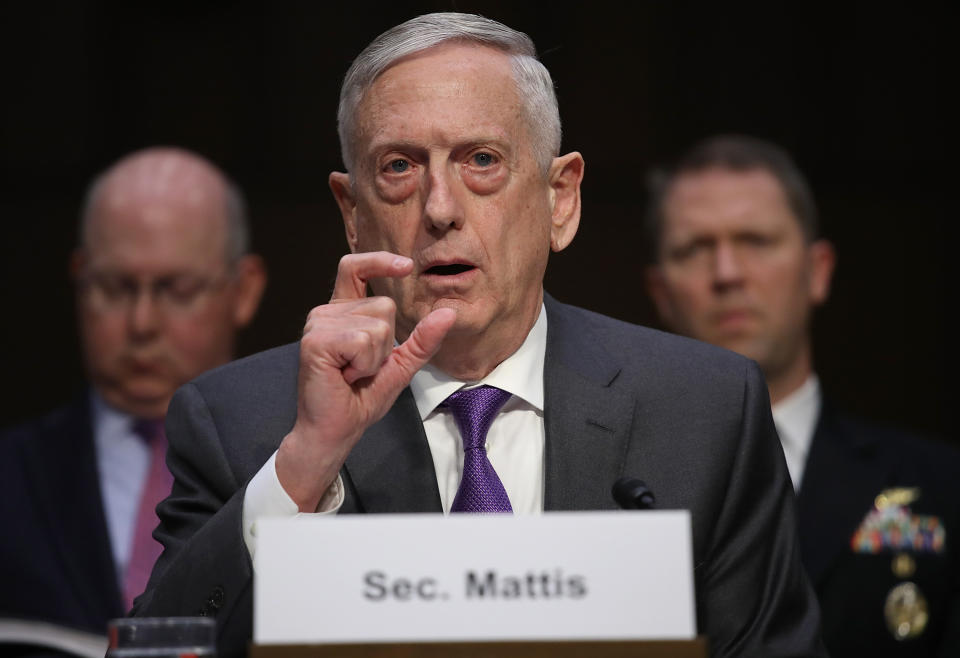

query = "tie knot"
(444, 385), (512, 451)
(132, 418), (165, 444)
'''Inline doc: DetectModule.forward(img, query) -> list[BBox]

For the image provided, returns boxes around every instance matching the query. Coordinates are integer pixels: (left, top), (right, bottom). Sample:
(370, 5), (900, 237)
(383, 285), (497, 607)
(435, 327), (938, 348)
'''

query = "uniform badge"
(875, 487), (920, 509)
(850, 487), (945, 554)
(891, 552), (916, 579)
(884, 581), (929, 640)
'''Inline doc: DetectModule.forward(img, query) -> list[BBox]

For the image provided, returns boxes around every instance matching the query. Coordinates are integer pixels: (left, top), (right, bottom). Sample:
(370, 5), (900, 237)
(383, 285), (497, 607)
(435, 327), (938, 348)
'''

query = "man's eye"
(160, 278), (204, 303)
(389, 159), (410, 173)
(471, 152), (495, 167)
(670, 243), (704, 262)
(92, 276), (132, 299)
(740, 233), (773, 247)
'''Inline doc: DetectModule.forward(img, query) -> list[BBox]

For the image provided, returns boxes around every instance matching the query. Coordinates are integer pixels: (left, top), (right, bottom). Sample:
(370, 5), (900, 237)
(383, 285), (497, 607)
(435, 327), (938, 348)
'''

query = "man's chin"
(401, 298), (485, 335)
(101, 383), (175, 419)
(710, 333), (769, 364)
(436, 305), (491, 339)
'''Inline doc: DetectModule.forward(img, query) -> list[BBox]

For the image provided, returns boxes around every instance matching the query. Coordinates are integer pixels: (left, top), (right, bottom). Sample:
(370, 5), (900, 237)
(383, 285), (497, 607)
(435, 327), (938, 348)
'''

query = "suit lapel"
(345, 296), (636, 514)
(797, 403), (891, 586)
(542, 296), (634, 511)
(22, 395), (124, 621)
(344, 387), (443, 513)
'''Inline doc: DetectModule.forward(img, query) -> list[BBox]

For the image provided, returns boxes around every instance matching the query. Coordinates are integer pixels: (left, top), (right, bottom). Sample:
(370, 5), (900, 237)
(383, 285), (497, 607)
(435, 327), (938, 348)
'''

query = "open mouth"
(424, 263), (475, 276)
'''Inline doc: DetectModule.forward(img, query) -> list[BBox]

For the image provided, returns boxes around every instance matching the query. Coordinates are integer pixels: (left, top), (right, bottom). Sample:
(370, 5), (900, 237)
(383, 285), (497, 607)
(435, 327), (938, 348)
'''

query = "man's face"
(331, 43), (581, 367)
(646, 167), (833, 379)
(75, 191), (259, 418)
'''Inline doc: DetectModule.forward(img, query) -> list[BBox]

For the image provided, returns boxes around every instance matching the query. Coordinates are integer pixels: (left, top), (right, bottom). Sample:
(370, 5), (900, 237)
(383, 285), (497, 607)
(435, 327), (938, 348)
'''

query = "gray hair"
(80, 147), (251, 263)
(645, 135), (820, 263)
(337, 12), (561, 174)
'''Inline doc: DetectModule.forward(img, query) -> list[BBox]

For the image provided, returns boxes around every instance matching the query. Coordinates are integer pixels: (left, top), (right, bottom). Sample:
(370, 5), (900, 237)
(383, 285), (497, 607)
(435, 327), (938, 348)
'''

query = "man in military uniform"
(644, 134), (960, 656)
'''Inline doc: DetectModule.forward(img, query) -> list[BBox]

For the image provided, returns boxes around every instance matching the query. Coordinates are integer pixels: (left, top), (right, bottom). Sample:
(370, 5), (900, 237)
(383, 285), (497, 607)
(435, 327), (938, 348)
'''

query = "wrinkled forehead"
(663, 167), (798, 234)
(355, 43), (523, 144)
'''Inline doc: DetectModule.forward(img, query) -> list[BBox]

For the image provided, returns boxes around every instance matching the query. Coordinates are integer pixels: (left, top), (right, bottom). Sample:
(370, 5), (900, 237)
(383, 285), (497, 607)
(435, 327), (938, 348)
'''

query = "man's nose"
(128, 288), (161, 336)
(423, 164), (464, 231)
(712, 243), (744, 289)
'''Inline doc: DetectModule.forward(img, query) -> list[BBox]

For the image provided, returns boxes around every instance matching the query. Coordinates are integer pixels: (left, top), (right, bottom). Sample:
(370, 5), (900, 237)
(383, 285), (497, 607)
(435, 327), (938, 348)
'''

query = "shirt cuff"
(242, 450), (345, 559)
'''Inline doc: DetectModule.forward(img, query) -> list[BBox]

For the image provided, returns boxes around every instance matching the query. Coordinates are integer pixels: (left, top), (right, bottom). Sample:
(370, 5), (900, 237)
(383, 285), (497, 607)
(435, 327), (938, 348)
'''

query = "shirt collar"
(772, 373), (822, 455)
(90, 389), (138, 447)
(409, 303), (547, 420)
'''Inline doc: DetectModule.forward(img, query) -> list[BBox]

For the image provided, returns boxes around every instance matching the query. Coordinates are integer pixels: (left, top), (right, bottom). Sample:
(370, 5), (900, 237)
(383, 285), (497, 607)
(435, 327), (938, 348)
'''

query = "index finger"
(331, 252), (413, 301)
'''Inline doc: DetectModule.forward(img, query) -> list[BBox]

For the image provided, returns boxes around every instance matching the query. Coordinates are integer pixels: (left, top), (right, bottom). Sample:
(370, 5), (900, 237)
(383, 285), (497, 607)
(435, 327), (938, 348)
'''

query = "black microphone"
(612, 477), (656, 510)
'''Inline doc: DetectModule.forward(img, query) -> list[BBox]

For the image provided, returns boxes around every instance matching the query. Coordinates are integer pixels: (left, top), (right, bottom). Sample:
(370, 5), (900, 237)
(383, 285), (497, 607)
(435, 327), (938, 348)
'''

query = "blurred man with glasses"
(0, 147), (266, 652)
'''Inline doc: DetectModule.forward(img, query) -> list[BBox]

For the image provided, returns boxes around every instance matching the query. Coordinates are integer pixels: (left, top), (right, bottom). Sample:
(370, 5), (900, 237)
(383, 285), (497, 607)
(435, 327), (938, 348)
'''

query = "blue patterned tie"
(444, 385), (513, 513)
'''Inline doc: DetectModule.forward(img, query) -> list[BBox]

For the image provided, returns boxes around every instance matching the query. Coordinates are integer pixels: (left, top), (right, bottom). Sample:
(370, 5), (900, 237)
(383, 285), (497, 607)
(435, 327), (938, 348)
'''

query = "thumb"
(388, 307), (457, 382)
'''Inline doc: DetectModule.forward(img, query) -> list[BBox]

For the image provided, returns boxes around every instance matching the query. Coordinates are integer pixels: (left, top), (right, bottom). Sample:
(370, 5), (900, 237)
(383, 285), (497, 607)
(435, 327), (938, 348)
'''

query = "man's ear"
(807, 238), (836, 306)
(329, 171), (359, 253)
(230, 254), (268, 328)
(644, 264), (675, 327)
(547, 152), (585, 252)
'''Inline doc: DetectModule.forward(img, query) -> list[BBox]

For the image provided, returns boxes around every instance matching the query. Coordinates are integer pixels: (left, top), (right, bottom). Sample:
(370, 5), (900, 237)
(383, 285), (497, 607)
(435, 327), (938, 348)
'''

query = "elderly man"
(136, 15), (823, 657)
(645, 135), (960, 657)
(0, 148), (266, 646)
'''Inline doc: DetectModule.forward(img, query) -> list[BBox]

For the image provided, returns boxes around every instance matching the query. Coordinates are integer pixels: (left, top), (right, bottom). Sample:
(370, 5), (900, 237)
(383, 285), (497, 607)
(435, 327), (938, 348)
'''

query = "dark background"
(1, 3), (952, 443)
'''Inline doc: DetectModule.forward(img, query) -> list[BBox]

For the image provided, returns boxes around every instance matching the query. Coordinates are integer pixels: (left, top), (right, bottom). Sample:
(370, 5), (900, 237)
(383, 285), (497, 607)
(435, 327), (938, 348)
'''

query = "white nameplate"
(254, 511), (694, 645)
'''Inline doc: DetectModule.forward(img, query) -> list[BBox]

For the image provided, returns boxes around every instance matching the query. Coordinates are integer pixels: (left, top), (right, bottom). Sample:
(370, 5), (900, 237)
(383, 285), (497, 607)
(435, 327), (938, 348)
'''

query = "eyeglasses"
(79, 270), (233, 315)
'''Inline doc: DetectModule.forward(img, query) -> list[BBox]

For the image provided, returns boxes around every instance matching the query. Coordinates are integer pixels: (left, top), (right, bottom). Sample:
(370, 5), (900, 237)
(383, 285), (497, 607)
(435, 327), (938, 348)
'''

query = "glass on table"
(107, 617), (216, 657)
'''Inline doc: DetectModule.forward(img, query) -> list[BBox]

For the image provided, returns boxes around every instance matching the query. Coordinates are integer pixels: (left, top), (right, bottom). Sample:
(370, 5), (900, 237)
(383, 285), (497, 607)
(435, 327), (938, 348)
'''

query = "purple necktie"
(444, 385), (513, 513)
(124, 418), (173, 612)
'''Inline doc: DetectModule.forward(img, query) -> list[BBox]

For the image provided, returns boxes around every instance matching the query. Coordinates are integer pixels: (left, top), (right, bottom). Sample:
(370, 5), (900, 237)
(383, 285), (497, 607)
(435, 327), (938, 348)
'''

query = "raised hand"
(275, 252), (456, 511)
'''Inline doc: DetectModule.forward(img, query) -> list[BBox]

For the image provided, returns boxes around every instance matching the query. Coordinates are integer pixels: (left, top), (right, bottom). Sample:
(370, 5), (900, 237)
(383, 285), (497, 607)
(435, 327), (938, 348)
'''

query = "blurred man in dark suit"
(0, 147), (266, 654)
(645, 134), (960, 657)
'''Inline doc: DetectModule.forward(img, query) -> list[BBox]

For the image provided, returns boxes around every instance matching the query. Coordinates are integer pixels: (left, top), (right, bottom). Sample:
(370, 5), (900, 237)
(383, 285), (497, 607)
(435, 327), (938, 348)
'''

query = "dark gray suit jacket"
(135, 296), (824, 657)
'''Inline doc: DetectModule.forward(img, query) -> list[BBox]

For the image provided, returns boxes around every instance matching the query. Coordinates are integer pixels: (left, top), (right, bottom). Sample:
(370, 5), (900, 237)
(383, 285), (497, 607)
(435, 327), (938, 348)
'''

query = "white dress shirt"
(771, 374), (822, 491)
(242, 304), (548, 557)
(91, 392), (152, 585)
